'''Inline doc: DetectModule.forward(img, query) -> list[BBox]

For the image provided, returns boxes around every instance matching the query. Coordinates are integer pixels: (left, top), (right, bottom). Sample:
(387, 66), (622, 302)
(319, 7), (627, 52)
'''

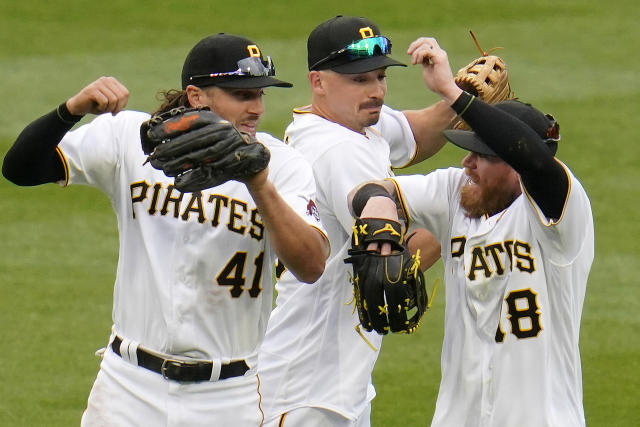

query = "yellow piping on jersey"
(522, 158), (572, 227)
(256, 374), (265, 425)
(310, 224), (331, 257)
(292, 105), (313, 114)
(55, 146), (69, 186)
(385, 178), (411, 230)
(391, 144), (420, 170)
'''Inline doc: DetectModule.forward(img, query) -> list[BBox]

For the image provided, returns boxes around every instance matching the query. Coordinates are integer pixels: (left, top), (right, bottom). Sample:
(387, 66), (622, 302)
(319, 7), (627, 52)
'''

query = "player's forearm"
(247, 180), (328, 283)
(405, 229), (441, 271)
(452, 92), (569, 218)
(2, 103), (80, 186)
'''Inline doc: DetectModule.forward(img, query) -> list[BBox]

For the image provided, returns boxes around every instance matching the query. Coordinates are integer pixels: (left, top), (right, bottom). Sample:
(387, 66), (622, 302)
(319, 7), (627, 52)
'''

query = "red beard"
(460, 179), (519, 218)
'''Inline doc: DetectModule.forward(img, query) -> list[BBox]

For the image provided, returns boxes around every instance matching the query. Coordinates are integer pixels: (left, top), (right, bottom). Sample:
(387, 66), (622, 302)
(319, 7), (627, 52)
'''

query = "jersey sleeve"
(258, 133), (326, 234)
(392, 168), (464, 243)
(522, 162), (593, 264)
(57, 113), (123, 194)
(316, 143), (393, 236)
(373, 105), (417, 168)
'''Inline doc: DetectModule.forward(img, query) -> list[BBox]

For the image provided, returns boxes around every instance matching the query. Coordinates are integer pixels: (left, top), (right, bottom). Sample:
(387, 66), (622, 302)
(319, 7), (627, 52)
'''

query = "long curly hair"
(152, 89), (190, 115)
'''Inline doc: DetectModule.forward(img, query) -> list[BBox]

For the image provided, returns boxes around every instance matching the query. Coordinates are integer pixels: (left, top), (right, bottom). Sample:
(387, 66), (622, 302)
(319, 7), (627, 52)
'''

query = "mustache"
(359, 100), (383, 110)
(244, 114), (260, 122)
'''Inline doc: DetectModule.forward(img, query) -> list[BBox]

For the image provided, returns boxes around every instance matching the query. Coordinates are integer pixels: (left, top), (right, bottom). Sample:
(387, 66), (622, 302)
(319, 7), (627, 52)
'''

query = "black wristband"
(56, 102), (84, 125)
(450, 91), (475, 117)
(352, 183), (393, 217)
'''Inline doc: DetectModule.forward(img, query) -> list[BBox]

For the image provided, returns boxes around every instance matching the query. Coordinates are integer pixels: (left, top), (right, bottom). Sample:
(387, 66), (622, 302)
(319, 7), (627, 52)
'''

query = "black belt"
(111, 336), (249, 382)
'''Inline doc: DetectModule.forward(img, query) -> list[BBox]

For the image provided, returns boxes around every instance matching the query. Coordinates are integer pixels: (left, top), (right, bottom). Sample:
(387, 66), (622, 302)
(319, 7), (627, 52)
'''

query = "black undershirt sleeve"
(2, 103), (83, 186)
(450, 92), (569, 220)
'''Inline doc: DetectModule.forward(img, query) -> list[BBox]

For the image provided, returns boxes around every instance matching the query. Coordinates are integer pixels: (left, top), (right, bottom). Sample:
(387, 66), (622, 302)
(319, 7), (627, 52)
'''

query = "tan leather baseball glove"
(453, 31), (515, 129)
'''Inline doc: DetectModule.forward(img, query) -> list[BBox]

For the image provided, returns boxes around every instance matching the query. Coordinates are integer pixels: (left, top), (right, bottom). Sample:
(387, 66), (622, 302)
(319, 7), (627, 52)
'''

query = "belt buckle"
(161, 358), (193, 380)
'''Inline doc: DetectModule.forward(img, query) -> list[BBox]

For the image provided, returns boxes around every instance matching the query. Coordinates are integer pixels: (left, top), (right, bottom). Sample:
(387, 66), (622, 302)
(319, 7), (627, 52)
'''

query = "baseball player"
(2, 34), (328, 426)
(349, 83), (593, 425)
(257, 16), (459, 426)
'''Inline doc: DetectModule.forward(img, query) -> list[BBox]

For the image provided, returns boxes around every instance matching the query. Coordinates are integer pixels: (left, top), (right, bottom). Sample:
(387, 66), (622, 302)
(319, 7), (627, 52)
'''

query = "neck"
(310, 104), (365, 134)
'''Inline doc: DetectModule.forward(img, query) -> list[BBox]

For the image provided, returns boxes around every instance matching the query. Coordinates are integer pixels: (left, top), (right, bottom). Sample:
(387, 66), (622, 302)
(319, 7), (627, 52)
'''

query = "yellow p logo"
(359, 27), (374, 39)
(247, 45), (261, 57)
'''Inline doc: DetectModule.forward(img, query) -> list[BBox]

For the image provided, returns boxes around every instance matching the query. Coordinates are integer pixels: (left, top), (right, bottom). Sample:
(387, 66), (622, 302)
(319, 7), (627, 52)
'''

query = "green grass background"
(1, 0), (638, 425)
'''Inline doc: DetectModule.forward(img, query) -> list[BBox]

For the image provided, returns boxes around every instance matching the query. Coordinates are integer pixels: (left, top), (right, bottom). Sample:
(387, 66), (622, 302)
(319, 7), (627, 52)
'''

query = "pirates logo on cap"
(247, 45), (261, 58)
(359, 27), (374, 39)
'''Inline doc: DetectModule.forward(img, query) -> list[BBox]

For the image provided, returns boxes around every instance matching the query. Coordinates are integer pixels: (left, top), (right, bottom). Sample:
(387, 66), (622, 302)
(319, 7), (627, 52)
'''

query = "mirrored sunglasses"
(310, 36), (392, 70)
(189, 56), (275, 81)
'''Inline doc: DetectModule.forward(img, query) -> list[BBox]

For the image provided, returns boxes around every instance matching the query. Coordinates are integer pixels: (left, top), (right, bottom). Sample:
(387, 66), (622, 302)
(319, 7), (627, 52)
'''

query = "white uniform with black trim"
(392, 164), (592, 427)
(56, 110), (325, 426)
(258, 105), (417, 423)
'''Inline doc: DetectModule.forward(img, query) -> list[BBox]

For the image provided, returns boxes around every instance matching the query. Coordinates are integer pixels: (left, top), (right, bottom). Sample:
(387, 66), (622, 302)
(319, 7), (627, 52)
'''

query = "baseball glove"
(140, 106), (270, 193)
(453, 31), (514, 129)
(344, 218), (428, 335)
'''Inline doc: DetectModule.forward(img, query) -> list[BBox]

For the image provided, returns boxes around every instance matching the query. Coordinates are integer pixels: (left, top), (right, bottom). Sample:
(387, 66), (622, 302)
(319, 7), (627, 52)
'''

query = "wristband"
(450, 91), (475, 117)
(56, 102), (84, 125)
(352, 183), (393, 217)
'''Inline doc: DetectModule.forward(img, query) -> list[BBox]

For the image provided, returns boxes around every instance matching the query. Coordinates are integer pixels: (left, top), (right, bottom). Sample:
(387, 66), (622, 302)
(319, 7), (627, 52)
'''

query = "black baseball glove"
(344, 218), (428, 335)
(140, 107), (270, 193)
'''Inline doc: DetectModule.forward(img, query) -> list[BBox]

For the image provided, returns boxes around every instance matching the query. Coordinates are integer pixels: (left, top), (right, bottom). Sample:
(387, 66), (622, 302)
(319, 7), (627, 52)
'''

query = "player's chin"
(238, 123), (258, 136)
(461, 181), (482, 201)
(361, 111), (381, 127)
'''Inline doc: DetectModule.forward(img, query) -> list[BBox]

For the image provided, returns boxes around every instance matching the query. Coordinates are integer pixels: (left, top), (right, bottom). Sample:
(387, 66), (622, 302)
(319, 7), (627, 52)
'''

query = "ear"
(308, 71), (325, 95)
(185, 85), (204, 108)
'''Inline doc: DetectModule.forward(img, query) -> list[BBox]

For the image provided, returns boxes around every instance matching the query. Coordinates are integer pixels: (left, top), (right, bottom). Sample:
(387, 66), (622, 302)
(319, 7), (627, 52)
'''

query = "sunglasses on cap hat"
(189, 56), (275, 81)
(309, 36), (391, 70)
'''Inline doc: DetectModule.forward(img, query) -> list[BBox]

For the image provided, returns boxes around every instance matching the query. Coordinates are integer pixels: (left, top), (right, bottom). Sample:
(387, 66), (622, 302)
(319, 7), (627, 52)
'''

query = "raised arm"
(2, 77), (129, 186)
(401, 37), (463, 164)
(451, 92), (568, 219)
(65, 76), (129, 116)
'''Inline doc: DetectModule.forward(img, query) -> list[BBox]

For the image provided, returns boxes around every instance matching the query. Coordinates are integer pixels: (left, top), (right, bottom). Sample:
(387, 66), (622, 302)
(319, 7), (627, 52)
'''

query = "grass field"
(1, 1), (638, 425)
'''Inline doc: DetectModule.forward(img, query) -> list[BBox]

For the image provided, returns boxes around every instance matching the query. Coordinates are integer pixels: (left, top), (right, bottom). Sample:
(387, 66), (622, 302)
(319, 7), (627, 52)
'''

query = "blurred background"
(1, 1), (638, 425)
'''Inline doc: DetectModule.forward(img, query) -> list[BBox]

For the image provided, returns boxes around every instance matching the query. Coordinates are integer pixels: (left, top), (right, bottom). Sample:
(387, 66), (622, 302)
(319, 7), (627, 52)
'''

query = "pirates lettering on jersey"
(450, 236), (536, 280)
(130, 180), (264, 241)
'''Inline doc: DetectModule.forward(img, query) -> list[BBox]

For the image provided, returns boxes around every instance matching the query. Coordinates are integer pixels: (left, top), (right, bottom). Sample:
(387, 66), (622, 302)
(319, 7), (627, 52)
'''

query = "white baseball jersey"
(57, 110), (324, 370)
(258, 105), (417, 420)
(392, 164), (593, 427)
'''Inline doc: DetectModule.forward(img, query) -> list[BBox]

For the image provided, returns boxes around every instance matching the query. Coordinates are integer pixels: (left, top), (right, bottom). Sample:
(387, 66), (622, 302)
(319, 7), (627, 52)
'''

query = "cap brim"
(329, 56), (406, 74)
(204, 75), (293, 89)
(443, 129), (497, 156)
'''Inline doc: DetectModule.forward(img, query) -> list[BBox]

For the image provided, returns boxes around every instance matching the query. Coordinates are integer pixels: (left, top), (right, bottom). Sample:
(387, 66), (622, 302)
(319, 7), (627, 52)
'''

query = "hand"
(360, 196), (399, 255)
(407, 37), (462, 103)
(66, 76), (129, 116)
(244, 167), (270, 193)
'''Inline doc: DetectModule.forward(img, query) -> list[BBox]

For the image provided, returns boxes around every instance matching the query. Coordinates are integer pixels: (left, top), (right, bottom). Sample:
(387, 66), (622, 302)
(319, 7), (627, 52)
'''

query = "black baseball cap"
(307, 15), (406, 73)
(443, 100), (560, 156)
(181, 33), (292, 89)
